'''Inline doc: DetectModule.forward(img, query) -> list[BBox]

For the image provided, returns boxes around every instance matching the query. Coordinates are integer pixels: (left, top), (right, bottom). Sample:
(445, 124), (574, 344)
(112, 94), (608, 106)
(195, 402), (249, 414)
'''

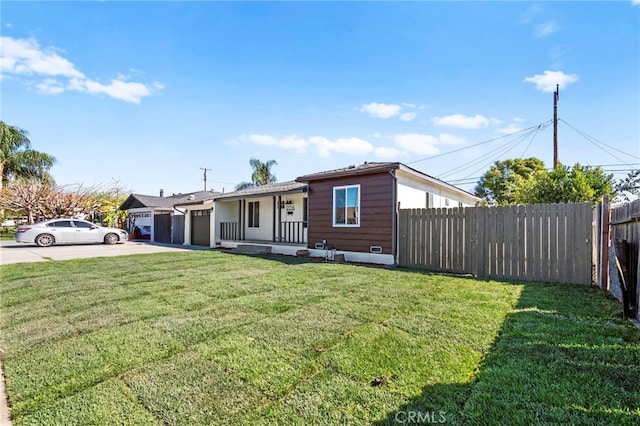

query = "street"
(0, 240), (208, 265)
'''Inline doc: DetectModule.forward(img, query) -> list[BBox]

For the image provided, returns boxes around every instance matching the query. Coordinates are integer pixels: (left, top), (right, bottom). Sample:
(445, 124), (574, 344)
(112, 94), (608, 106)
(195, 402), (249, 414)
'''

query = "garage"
(191, 209), (210, 246)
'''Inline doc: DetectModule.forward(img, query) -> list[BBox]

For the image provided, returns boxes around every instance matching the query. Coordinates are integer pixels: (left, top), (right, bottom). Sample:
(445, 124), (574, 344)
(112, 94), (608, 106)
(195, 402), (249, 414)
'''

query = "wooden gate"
(398, 203), (594, 285)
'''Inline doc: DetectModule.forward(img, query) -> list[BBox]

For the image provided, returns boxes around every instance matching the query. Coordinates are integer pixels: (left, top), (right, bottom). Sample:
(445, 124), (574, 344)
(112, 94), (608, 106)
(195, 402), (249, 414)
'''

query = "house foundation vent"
(370, 246), (383, 254)
(315, 242), (325, 250)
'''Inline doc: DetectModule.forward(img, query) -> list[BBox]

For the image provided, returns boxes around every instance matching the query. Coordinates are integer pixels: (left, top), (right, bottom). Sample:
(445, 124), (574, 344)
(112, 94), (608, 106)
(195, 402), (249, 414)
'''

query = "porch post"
(272, 196), (276, 242)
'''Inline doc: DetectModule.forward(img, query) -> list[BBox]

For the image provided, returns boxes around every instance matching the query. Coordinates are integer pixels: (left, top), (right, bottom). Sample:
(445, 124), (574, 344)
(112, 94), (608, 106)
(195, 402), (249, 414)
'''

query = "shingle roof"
(296, 162), (400, 181)
(213, 181), (307, 201)
(297, 161), (479, 200)
(119, 190), (221, 210)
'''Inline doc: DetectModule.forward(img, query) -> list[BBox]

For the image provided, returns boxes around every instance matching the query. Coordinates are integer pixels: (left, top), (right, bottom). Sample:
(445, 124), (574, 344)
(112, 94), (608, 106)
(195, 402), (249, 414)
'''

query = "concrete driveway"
(0, 240), (210, 265)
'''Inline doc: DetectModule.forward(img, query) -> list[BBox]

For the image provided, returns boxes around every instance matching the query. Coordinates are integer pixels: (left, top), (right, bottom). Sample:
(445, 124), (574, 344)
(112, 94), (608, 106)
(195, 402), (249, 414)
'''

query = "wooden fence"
(398, 203), (594, 285)
(609, 199), (640, 317)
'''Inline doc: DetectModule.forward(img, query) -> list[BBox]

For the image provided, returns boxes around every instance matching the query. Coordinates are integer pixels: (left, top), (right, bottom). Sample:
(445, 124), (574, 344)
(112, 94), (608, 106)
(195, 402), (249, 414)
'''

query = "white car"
(15, 219), (129, 247)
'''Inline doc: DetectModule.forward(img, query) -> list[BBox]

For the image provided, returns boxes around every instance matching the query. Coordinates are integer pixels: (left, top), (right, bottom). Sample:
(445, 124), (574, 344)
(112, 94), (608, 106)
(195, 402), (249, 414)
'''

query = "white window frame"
(333, 184), (360, 227)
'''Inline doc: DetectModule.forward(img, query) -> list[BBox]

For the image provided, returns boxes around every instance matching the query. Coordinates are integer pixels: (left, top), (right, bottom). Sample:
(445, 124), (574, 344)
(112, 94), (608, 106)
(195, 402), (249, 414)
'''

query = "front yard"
(1, 251), (639, 425)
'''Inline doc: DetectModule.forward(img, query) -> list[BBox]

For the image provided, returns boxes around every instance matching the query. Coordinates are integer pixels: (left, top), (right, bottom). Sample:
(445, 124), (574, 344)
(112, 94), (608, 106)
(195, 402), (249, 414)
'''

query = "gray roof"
(296, 162), (400, 181)
(297, 162), (479, 200)
(119, 190), (221, 210)
(213, 181), (307, 201)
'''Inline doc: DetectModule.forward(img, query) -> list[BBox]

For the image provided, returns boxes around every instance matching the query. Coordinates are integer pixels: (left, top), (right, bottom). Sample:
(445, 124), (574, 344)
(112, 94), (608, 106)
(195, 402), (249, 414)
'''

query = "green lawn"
(1, 251), (639, 425)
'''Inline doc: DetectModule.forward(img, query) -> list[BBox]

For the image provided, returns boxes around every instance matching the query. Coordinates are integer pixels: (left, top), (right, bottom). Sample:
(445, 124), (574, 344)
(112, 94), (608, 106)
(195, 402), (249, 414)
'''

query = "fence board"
(398, 202), (594, 285)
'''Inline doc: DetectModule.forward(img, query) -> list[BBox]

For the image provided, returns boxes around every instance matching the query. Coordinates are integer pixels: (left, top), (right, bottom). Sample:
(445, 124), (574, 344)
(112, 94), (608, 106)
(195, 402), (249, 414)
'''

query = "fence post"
(599, 195), (610, 291)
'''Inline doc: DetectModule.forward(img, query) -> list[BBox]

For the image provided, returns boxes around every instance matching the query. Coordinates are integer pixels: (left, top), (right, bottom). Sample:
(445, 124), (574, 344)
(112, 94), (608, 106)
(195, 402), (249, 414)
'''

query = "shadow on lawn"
(374, 281), (640, 425)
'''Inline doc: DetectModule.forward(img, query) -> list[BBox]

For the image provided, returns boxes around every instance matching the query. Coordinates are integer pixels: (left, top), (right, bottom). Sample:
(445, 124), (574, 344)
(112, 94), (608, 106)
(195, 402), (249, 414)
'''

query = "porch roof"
(213, 180), (307, 202)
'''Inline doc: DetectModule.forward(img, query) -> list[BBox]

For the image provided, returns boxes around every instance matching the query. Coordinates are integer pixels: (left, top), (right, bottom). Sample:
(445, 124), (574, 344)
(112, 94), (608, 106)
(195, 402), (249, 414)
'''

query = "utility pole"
(553, 84), (559, 168)
(200, 167), (212, 191)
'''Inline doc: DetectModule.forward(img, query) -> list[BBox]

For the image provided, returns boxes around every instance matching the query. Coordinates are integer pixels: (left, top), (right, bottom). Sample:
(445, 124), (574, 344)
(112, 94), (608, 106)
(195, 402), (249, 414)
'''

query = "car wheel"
(35, 234), (55, 247)
(104, 233), (119, 245)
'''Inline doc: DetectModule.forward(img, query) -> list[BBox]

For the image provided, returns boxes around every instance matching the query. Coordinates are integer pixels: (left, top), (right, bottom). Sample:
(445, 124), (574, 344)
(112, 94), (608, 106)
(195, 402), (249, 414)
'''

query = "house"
(119, 190), (220, 243)
(296, 162), (479, 264)
(175, 181), (308, 250)
(121, 162), (479, 265)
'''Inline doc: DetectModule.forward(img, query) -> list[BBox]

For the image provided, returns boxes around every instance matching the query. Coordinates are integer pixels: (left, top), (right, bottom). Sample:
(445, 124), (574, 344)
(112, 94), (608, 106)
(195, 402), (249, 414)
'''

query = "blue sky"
(2, 1), (639, 196)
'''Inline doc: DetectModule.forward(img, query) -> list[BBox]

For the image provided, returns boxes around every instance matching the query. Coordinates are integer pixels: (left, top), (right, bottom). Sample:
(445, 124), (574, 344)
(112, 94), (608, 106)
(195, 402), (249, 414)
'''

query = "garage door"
(191, 209), (210, 246)
(154, 214), (172, 243)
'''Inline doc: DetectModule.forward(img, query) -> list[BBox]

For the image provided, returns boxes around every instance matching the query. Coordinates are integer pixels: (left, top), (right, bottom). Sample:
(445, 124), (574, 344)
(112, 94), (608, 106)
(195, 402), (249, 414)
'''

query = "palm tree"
(1, 121), (56, 190)
(235, 158), (277, 190)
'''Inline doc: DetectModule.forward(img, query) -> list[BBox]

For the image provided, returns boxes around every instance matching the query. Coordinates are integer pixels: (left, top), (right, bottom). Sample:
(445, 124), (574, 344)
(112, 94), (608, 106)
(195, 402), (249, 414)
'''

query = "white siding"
(396, 170), (478, 208)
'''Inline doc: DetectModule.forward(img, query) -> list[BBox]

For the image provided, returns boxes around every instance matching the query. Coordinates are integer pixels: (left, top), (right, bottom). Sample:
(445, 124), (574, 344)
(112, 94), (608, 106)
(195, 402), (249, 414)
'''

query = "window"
(73, 221), (94, 229)
(248, 201), (259, 228)
(48, 220), (73, 228)
(333, 185), (360, 227)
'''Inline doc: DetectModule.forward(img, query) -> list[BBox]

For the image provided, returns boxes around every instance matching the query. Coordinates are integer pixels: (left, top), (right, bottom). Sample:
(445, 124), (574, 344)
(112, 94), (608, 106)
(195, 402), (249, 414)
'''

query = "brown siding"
(307, 173), (394, 253)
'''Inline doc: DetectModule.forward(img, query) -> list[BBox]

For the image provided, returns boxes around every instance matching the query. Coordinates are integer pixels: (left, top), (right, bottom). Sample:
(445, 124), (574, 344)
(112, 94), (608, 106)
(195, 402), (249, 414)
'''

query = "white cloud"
(359, 102), (402, 119)
(374, 146), (404, 159)
(393, 133), (440, 156)
(241, 134), (308, 154)
(6, 23), (13, 29)
(35, 78), (64, 95)
(0, 36), (161, 103)
(524, 70), (579, 92)
(438, 133), (466, 145)
(312, 137), (373, 157)
(241, 134), (373, 157)
(1, 37), (84, 78)
(633, 0), (640, 6)
(431, 114), (499, 129)
(520, 4), (542, 24)
(513, 117), (526, 123)
(535, 20), (560, 37)
(399, 112), (417, 122)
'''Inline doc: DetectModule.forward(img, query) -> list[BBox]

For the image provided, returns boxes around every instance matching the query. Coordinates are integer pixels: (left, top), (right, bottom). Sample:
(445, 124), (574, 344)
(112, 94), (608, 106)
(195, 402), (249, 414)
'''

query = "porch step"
(235, 244), (272, 255)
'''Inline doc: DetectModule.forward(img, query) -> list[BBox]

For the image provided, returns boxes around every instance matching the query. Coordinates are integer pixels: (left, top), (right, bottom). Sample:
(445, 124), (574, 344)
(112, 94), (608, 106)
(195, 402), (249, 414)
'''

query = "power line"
(405, 121), (552, 166)
(438, 122), (550, 181)
(559, 119), (640, 164)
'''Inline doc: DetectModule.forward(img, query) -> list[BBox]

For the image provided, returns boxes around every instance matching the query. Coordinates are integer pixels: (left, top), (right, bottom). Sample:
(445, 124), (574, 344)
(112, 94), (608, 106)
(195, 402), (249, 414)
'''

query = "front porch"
(219, 220), (307, 245)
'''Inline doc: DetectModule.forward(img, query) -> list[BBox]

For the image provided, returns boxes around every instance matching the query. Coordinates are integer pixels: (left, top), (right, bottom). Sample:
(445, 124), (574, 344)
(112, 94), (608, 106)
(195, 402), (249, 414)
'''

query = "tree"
(475, 158), (546, 205)
(0, 180), (49, 224)
(0, 180), (130, 227)
(235, 158), (278, 190)
(0, 121), (56, 190)
(513, 163), (616, 204)
(615, 169), (640, 202)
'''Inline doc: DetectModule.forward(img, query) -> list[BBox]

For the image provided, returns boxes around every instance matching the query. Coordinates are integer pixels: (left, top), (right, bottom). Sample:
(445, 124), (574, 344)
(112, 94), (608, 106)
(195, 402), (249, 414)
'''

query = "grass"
(0, 251), (639, 425)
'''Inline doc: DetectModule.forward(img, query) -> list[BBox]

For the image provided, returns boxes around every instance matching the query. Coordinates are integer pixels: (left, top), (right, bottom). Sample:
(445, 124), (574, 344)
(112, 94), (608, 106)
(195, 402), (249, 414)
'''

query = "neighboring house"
(295, 162), (480, 264)
(119, 190), (220, 244)
(175, 181), (308, 249)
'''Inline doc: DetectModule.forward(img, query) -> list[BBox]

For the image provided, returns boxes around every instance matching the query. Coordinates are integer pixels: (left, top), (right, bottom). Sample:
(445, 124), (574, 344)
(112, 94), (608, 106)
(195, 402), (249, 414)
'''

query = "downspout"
(388, 169), (398, 265)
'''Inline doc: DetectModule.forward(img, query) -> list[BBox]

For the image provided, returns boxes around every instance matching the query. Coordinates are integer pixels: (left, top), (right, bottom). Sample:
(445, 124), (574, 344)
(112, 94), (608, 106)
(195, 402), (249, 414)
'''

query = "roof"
(296, 162), (399, 182)
(213, 181), (307, 201)
(297, 161), (479, 200)
(119, 190), (221, 210)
